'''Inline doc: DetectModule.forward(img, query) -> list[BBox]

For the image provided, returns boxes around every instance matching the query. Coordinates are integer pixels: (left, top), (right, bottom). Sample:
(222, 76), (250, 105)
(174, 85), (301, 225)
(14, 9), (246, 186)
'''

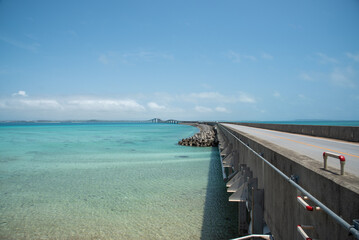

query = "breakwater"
(178, 123), (218, 147)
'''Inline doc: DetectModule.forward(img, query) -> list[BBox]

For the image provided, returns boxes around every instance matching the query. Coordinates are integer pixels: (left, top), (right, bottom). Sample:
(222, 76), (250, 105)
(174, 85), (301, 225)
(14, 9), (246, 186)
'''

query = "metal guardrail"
(218, 124), (359, 239)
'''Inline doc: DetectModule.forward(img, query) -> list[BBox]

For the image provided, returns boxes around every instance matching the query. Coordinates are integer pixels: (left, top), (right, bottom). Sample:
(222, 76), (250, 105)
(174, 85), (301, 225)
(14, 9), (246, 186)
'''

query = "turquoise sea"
(0, 123), (237, 240)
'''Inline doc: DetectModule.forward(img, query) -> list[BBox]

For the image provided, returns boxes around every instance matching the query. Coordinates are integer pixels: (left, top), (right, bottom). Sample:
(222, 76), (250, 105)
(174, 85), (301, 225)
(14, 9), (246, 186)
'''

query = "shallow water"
(0, 123), (237, 239)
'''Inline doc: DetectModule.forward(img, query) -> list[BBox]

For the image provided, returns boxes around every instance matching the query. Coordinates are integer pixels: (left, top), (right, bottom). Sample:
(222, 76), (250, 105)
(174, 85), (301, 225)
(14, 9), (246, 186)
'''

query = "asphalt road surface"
(221, 123), (359, 176)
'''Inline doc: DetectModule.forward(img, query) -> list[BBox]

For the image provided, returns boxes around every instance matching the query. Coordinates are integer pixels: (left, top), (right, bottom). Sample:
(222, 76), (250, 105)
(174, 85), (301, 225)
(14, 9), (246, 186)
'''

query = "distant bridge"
(150, 118), (179, 124)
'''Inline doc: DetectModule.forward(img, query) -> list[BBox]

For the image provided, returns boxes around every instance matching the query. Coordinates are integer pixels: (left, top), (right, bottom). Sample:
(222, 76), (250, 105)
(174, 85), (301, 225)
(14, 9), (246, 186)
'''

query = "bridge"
(150, 118), (179, 124)
(222, 123), (359, 176)
(215, 122), (359, 239)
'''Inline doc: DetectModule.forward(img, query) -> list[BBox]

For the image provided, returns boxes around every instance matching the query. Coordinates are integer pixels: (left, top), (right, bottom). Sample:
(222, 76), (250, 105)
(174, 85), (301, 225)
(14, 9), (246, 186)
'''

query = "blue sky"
(1, 0), (359, 121)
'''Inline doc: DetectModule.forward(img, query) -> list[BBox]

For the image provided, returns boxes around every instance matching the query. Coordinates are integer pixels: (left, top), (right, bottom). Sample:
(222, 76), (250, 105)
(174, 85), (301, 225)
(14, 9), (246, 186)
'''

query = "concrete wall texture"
(231, 122), (359, 142)
(218, 124), (359, 240)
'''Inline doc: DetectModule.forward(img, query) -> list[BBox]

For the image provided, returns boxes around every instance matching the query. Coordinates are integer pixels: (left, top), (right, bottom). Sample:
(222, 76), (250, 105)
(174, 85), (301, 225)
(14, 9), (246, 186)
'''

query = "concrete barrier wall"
(230, 122), (359, 142)
(218, 124), (359, 239)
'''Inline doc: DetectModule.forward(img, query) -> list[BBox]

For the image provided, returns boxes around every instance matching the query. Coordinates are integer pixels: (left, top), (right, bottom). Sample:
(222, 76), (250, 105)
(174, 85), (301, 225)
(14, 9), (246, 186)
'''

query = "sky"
(0, 0), (359, 121)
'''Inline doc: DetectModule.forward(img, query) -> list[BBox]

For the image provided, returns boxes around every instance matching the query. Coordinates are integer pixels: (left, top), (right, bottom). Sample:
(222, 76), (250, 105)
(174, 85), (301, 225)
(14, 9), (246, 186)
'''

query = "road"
(221, 123), (359, 176)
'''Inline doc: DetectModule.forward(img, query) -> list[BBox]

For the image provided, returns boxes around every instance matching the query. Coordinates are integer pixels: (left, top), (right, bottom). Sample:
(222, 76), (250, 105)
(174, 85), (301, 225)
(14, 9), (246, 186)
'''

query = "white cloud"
(262, 53), (273, 60)
(227, 51), (241, 63)
(185, 91), (256, 104)
(227, 51), (256, 62)
(189, 92), (222, 99)
(330, 67), (356, 88)
(0, 35), (40, 52)
(21, 99), (62, 109)
(0, 97), (146, 112)
(215, 107), (229, 113)
(67, 30), (78, 38)
(1, 98), (62, 110)
(0, 91), (257, 120)
(273, 91), (280, 98)
(346, 52), (359, 62)
(239, 92), (256, 103)
(147, 102), (166, 110)
(185, 92), (239, 103)
(67, 98), (145, 111)
(98, 54), (109, 64)
(195, 106), (213, 113)
(243, 55), (257, 61)
(12, 90), (28, 97)
(298, 94), (307, 100)
(300, 73), (312, 81)
(316, 52), (338, 64)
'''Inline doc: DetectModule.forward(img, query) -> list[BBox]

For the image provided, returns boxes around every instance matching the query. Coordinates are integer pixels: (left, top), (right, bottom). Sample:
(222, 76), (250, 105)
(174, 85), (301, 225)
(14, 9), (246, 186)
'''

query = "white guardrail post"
(323, 152), (346, 175)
